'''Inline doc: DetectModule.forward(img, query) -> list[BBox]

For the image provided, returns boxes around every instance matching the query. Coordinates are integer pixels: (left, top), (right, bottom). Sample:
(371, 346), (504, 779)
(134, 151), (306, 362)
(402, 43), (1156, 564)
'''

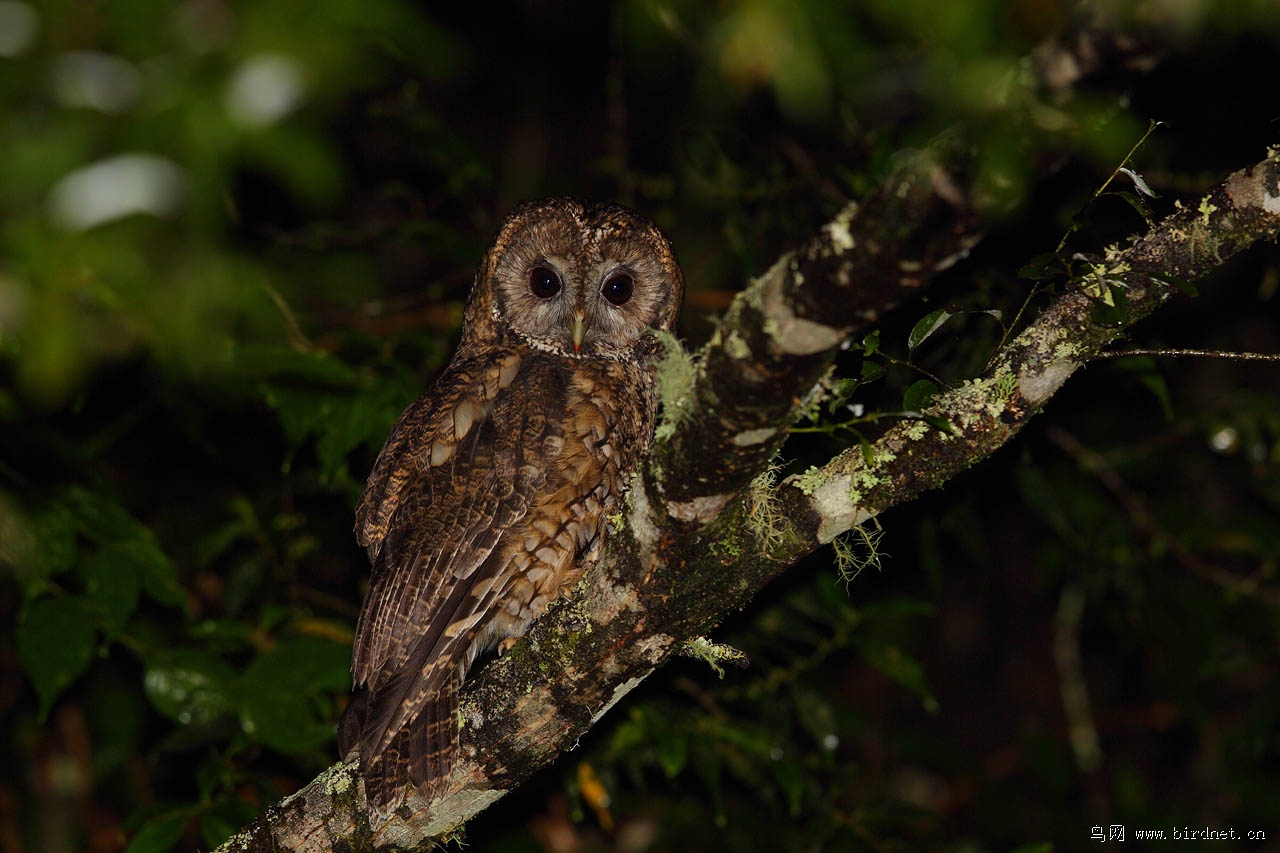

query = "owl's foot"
(497, 636), (520, 656)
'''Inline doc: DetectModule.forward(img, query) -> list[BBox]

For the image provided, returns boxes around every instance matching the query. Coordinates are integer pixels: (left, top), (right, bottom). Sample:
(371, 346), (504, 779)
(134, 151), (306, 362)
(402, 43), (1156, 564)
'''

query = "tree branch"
(651, 140), (985, 512)
(217, 149), (1280, 851)
(779, 151), (1280, 546)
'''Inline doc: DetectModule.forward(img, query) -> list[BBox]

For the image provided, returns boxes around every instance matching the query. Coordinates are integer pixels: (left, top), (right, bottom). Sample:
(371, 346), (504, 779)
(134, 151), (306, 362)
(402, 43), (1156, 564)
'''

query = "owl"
(339, 198), (684, 822)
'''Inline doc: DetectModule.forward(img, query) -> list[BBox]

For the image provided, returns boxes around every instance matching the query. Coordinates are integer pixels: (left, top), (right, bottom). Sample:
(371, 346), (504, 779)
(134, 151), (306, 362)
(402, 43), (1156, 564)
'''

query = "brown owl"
(339, 198), (683, 822)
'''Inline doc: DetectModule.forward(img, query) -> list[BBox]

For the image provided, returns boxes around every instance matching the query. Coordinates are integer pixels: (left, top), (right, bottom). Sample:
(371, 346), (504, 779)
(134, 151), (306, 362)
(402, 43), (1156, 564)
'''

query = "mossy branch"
(218, 148), (1280, 852)
(776, 151), (1280, 547)
(646, 140), (985, 514)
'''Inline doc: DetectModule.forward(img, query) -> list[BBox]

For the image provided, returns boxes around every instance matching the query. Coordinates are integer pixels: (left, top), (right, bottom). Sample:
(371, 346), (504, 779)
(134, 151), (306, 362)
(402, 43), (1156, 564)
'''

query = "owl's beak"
(571, 312), (586, 353)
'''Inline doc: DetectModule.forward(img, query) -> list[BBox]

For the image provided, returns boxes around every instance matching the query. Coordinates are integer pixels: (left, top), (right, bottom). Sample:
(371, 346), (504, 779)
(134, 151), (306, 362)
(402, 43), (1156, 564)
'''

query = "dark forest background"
(2, 1), (1279, 851)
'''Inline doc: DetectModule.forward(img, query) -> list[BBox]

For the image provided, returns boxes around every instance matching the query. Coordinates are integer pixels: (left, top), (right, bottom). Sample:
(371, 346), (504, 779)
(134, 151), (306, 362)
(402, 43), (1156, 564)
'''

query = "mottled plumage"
(340, 198), (683, 821)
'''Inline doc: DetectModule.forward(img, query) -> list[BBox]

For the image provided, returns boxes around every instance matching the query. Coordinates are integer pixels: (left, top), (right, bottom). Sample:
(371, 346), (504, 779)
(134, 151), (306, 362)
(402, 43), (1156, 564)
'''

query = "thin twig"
(1094, 348), (1280, 362)
(1055, 119), (1163, 254)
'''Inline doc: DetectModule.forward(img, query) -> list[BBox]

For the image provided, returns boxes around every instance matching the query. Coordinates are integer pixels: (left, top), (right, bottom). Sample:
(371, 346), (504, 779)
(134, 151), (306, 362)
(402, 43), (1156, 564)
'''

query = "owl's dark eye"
(601, 272), (634, 306)
(528, 266), (562, 299)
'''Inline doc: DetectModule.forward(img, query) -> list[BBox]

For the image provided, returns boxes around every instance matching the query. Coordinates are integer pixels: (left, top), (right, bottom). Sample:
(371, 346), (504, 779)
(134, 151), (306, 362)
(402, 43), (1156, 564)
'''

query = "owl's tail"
(342, 673), (462, 825)
(410, 673), (461, 800)
(361, 726), (411, 824)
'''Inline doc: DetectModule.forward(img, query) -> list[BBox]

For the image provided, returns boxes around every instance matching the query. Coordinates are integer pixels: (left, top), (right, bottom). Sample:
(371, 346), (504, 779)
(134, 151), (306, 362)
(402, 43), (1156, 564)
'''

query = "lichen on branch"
(216, 138), (1280, 853)
(778, 150), (1280, 550)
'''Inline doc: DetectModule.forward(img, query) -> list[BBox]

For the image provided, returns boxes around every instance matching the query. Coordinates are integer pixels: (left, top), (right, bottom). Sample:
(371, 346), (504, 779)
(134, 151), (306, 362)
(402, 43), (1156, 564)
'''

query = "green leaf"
(1149, 272), (1198, 296)
(853, 636), (937, 710)
(198, 798), (260, 850)
(262, 381), (406, 484)
(236, 636), (350, 753)
(199, 811), (240, 851)
(1106, 189), (1153, 221)
(238, 691), (333, 753)
(923, 414), (957, 435)
(711, 720), (773, 756)
(907, 309), (953, 353)
(1018, 252), (1060, 281)
(823, 377), (861, 414)
(4, 498), (77, 596)
(0, 497), (36, 586)
(118, 538), (186, 608)
(79, 543), (142, 632)
(261, 383), (343, 456)
(859, 436), (875, 466)
(654, 729), (688, 778)
(861, 330), (880, 356)
(240, 636), (351, 695)
(124, 810), (191, 853)
(608, 710), (647, 754)
(1142, 376), (1175, 422)
(1118, 165), (1158, 198)
(902, 379), (939, 411)
(770, 754), (806, 816)
(33, 500), (78, 578)
(196, 758), (230, 802)
(52, 487), (183, 608)
(144, 651), (236, 725)
(859, 361), (886, 383)
(85, 678), (146, 779)
(194, 514), (254, 570)
(17, 596), (97, 717)
(314, 385), (404, 482)
(1090, 281), (1132, 326)
(188, 619), (256, 652)
(57, 485), (150, 545)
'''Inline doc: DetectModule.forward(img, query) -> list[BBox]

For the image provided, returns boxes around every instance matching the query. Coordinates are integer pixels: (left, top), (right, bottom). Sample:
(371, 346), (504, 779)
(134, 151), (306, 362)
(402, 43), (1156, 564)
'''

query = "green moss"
(709, 534), (744, 561)
(794, 465), (825, 495)
(1053, 340), (1083, 360)
(904, 420), (930, 441)
(832, 519), (884, 585)
(992, 370), (1018, 400)
(744, 462), (789, 552)
(723, 329), (751, 360)
(680, 636), (748, 678)
(653, 330), (697, 443)
(761, 315), (781, 342)
(847, 462), (889, 504)
(1198, 196), (1218, 225)
(706, 473), (794, 563)
(320, 762), (354, 796)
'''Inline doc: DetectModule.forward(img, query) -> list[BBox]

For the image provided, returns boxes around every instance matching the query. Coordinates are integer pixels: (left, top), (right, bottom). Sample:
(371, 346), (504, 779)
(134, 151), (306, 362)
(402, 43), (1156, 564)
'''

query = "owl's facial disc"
(479, 198), (682, 359)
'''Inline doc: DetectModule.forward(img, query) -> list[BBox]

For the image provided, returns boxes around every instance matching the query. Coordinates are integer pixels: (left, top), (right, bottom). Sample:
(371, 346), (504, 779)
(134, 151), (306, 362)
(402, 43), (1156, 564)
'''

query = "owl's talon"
(497, 637), (520, 656)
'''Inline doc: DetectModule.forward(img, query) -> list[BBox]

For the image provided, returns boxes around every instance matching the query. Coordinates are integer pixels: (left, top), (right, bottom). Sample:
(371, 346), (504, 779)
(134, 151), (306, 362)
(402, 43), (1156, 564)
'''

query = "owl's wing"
(348, 350), (564, 810)
(352, 349), (533, 690)
(354, 350), (523, 564)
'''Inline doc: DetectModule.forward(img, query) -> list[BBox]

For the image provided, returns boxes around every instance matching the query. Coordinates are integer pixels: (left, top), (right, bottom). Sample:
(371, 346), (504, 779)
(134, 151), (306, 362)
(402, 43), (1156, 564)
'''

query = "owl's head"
(465, 198), (683, 359)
